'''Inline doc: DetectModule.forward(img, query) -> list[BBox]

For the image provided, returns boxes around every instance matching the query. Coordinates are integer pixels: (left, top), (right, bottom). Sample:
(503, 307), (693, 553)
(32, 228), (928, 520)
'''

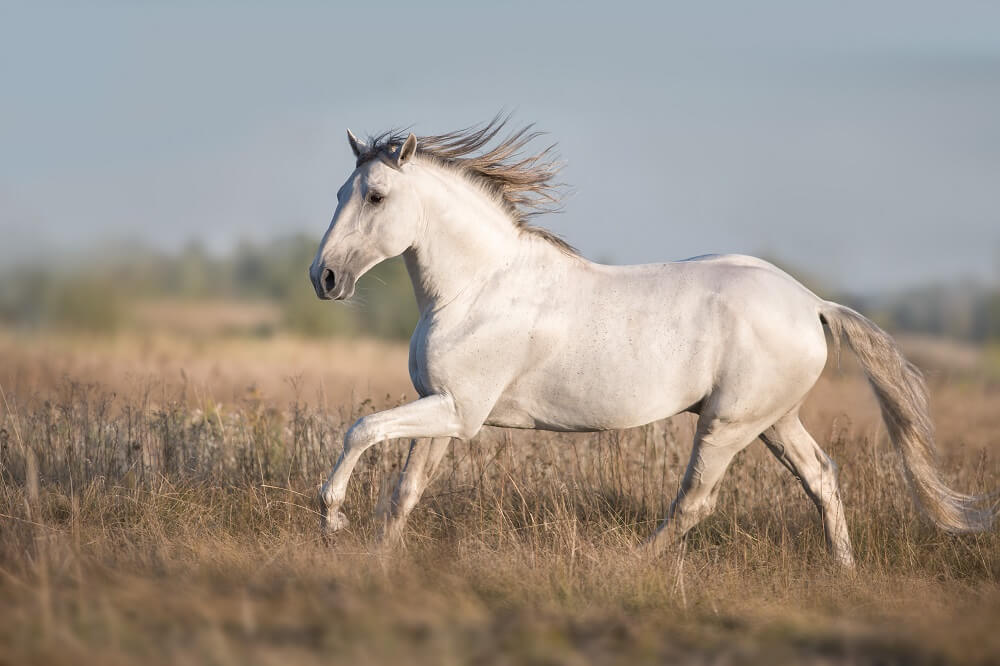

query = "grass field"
(1, 329), (999, 665)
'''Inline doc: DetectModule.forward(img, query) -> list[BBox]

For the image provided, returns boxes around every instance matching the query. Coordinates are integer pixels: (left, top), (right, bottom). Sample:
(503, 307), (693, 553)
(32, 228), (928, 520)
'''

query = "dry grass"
(1, 331), (999, 665)
(0, 329), (412, 408)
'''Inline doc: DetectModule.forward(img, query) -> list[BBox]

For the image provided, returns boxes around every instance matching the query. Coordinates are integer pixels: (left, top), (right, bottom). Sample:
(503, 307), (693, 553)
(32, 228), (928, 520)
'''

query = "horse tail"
(820, 301), (997, 533)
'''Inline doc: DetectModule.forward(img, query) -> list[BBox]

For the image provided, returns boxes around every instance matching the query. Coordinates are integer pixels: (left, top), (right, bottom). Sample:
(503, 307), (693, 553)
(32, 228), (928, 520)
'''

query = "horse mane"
(356, 115), (576, 255)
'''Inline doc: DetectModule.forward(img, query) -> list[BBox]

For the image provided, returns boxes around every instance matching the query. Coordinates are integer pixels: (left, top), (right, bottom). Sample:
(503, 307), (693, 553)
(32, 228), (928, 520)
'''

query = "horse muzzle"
(311, 265), (355, 301)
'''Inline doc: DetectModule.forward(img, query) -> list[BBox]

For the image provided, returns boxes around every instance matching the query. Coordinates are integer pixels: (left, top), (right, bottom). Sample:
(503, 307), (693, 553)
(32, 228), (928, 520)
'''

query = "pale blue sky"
(2, 1), (999, 290)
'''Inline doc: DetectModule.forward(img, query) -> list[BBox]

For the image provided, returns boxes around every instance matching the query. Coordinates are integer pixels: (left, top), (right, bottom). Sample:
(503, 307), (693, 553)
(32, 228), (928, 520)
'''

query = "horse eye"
(367, 192), (384, 205)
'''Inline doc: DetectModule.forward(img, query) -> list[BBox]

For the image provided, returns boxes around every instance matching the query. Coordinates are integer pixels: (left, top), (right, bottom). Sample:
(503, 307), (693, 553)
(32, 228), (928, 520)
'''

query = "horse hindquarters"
(642, 295), (832, 560)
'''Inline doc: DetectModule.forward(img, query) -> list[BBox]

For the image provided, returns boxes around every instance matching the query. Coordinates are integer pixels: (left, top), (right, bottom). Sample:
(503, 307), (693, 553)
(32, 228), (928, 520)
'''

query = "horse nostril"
(322, 268), (337, 294)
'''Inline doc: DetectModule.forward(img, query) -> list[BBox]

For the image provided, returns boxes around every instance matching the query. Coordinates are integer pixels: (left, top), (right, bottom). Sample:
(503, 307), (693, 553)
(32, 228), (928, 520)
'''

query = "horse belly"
(485, 350), (710, 432)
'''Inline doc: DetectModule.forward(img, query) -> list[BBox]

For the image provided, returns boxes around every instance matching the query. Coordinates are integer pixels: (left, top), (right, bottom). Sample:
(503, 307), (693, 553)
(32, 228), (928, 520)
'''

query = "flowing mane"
(356, 115), (576, 255)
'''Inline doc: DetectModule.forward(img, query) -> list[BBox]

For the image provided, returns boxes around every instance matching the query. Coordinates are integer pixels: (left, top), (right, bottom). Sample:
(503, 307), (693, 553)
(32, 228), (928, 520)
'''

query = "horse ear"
(347, 129), (366, 158)
(395, 133), (418, 167)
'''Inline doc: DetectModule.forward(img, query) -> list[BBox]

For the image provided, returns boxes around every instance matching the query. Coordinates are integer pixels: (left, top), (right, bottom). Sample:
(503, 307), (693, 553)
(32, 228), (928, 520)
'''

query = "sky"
(1, 1), (999, 292)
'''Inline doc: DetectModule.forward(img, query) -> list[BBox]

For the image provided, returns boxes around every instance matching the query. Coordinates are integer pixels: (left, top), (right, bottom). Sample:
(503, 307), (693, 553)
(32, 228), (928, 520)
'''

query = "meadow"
(1, 328), (999, 665)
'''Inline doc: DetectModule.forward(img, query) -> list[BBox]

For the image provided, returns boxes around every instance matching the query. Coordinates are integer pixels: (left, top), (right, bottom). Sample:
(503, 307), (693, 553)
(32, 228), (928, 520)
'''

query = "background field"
(2, 325), (999, 665)
(5, 2), (1000, 663)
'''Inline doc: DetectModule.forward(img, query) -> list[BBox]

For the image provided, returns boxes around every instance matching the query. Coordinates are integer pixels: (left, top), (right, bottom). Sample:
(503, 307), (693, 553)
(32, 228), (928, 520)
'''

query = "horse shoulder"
(408, 286), (537, 403)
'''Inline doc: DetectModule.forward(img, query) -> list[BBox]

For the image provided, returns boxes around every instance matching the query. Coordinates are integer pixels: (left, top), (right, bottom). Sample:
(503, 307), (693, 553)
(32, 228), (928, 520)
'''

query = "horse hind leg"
(760, 412), (854, 567)
(642, 415), (765, 559)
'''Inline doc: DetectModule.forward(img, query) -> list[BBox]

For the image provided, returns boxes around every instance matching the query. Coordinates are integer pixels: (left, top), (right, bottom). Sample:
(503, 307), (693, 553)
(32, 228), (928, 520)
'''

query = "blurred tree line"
(0, 234), (418, 338)
(1, 238), (999, 343)
(848, 281), (1000, 344)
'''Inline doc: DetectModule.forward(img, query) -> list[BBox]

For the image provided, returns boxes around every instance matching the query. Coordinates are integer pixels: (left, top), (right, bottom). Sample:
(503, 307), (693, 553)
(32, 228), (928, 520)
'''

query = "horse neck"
(403, 164), (529, 313)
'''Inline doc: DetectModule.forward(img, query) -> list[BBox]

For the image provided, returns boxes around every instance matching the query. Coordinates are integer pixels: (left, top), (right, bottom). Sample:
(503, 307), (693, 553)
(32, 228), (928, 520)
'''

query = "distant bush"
(0, 234), (418, 339)
(0, 269), (124, 333)
(847, 280), (1000, 343)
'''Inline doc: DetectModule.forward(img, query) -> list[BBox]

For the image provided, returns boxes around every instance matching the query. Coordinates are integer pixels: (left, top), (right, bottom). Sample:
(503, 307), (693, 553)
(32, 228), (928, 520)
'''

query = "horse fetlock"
(638, 529), (684, 562)
(672, 502), (710, 533)
(318, 486), (350, 533)
(324, 509), (350, 533)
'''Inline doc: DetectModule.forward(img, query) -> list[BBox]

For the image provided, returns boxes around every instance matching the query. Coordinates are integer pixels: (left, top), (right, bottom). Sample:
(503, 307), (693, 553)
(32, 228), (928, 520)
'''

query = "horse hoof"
(321, 510), (350, 543)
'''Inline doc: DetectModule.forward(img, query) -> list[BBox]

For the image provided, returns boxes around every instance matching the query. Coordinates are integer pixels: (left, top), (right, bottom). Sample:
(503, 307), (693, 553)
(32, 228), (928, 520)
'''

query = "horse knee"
(343, 417), (376, 452)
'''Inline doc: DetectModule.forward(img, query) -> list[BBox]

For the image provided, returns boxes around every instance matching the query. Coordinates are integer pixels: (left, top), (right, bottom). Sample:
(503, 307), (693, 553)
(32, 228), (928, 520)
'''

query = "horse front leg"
(377, 436), (452, 548)
(319, 395), (473, 537)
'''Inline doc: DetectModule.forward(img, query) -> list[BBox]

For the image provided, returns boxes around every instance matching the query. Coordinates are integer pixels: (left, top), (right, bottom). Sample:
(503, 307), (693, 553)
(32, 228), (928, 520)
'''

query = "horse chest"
(406, 316), (470, 398)
(409, 307), (532, 401)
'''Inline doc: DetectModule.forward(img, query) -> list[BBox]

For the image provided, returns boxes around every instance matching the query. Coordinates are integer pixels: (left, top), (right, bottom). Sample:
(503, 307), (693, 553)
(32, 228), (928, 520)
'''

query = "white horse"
(309, 118), (995, 566)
